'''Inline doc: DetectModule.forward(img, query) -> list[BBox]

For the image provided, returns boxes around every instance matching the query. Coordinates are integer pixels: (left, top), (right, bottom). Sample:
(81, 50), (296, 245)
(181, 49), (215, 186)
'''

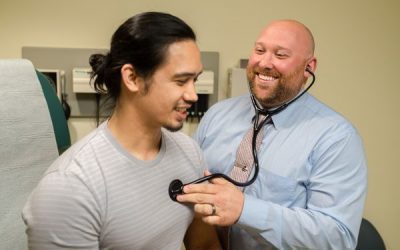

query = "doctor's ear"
(304, 58), (317, 77)
(121, 64), (140, 92)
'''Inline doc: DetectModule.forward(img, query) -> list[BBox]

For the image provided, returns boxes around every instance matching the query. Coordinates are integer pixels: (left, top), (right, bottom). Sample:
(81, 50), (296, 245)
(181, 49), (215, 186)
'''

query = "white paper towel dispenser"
(195, 70), (214, 94)
(72, 68), (96, 93)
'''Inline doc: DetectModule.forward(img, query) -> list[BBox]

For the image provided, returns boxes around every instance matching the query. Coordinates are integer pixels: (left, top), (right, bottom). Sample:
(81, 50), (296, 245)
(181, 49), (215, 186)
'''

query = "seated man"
(22, 12), (220, 250)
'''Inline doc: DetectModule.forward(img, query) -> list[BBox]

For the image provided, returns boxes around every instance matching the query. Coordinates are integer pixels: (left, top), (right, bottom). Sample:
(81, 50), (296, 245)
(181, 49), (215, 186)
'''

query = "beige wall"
(1, 0), (399, 249)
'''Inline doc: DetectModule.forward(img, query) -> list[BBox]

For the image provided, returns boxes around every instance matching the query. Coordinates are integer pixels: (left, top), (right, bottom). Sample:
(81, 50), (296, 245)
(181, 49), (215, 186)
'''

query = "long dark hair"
(89, 12), (196, 113)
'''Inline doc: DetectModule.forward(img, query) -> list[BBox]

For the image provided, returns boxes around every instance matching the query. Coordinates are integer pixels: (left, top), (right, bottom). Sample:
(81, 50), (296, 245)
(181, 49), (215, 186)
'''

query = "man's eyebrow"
(276, 46), (292, 52)
(254, 42), (290, 51)
(173, 71), (203, 78)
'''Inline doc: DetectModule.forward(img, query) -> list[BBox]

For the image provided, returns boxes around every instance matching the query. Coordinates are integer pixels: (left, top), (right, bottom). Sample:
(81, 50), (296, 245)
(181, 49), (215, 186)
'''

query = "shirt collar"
(269, 92), (310, 130)
(249, 92), (310, 130)
(248, 92), (310, 129)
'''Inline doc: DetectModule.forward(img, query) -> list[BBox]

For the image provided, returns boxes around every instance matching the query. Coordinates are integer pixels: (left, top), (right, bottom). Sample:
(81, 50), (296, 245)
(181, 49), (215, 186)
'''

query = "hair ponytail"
(89, 53), (110, 94)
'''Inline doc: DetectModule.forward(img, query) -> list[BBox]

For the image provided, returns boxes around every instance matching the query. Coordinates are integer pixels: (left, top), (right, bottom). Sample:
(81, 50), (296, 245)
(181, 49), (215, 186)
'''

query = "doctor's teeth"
(259, 74), (275, 81)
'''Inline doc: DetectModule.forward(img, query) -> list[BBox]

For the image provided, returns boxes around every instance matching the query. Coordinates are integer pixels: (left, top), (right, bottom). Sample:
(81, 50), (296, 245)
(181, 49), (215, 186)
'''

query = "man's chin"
(163, 123), (183, 132)
(251, 88), (272, 103)
(250, 90), (279, 109)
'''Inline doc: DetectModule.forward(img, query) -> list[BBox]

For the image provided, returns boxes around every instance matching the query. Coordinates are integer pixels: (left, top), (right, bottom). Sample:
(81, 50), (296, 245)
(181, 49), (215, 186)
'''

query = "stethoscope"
(168, 68), (316, 201)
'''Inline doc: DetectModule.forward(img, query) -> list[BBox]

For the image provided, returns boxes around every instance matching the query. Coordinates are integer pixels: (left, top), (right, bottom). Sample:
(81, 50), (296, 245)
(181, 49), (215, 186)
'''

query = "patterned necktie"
(218, 114), (271, 250)
(230, 114), (270, 187)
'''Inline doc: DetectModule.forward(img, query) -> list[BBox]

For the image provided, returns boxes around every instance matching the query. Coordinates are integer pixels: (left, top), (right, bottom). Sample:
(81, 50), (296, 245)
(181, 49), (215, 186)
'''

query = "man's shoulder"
(306, 95), (354, 126)
(301, 94), (359, 138)
(45, 126), (106, 175)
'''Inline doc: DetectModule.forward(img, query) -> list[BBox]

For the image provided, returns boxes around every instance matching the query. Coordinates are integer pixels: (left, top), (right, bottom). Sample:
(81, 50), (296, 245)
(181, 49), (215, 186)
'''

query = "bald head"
(246, 19), (317, 108)
(258, 19), (315, 59)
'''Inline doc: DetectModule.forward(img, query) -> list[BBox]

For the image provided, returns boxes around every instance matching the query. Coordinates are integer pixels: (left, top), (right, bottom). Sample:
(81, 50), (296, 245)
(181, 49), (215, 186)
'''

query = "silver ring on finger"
(210, 203), (216, 216)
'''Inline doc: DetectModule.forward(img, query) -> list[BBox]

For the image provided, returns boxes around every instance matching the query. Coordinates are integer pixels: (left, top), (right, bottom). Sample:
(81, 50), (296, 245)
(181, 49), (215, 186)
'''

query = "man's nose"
(183, 82), (198, 103)
(258, 52), (273, 69)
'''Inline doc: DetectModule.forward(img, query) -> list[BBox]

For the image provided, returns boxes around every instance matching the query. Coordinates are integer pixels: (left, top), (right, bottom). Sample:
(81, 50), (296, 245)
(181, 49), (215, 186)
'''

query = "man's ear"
(304, 57), (317, 77)
(121, 64), (140, 92)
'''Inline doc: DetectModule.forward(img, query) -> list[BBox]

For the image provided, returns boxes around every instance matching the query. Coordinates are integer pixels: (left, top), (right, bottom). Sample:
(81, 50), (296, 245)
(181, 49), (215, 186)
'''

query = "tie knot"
(255, 114), (272, 127)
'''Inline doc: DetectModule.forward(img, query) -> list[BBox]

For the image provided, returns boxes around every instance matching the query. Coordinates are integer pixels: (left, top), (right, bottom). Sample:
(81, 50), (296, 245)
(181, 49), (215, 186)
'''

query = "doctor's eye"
(275, 50), (290, 59)
(255, 48), (265, 54)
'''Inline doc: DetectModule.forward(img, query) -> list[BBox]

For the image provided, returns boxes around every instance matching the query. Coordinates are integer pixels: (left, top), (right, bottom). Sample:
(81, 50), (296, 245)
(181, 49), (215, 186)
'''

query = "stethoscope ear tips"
(168, 179), (184, 201)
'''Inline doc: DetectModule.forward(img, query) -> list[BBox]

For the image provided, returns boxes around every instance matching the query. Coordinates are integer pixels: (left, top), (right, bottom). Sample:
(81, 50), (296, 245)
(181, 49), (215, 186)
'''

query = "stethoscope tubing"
(168, 70), (315, 201)
(183, 114), (269, 187)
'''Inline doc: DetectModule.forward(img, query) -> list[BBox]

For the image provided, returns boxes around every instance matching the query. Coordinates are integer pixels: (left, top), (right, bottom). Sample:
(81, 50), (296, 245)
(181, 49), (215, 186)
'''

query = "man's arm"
(237, 131), (367, 249)
(179, 131), (367, 249)
(22, 171), (101, 250)
(184, 214), (221, 250)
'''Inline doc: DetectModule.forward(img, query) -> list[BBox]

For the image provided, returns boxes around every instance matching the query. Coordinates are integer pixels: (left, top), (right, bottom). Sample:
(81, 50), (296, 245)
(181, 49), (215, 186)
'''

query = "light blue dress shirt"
(193, 93), (367, 250)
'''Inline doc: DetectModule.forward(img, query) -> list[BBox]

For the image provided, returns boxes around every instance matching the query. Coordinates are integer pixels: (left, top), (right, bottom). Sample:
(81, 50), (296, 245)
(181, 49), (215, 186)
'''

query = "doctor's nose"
(258, 53), (274, 69)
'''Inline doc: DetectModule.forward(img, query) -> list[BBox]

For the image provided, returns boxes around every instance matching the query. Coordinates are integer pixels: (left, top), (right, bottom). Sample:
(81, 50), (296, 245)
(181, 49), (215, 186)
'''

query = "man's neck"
(107, 107), (162, 161)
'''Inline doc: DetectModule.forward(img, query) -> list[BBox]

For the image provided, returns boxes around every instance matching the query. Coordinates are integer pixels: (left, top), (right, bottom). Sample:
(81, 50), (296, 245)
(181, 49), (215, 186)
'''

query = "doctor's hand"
(176, 170), (244, 226)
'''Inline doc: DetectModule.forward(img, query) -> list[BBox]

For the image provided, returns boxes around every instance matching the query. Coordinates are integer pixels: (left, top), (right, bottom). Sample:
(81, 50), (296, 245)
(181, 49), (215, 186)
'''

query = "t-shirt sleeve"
(22, 170), (102, 250)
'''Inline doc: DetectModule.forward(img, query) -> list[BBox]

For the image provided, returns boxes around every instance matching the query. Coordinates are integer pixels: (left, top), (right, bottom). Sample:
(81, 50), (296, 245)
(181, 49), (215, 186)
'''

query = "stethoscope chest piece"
(169, 179), (184, 201)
